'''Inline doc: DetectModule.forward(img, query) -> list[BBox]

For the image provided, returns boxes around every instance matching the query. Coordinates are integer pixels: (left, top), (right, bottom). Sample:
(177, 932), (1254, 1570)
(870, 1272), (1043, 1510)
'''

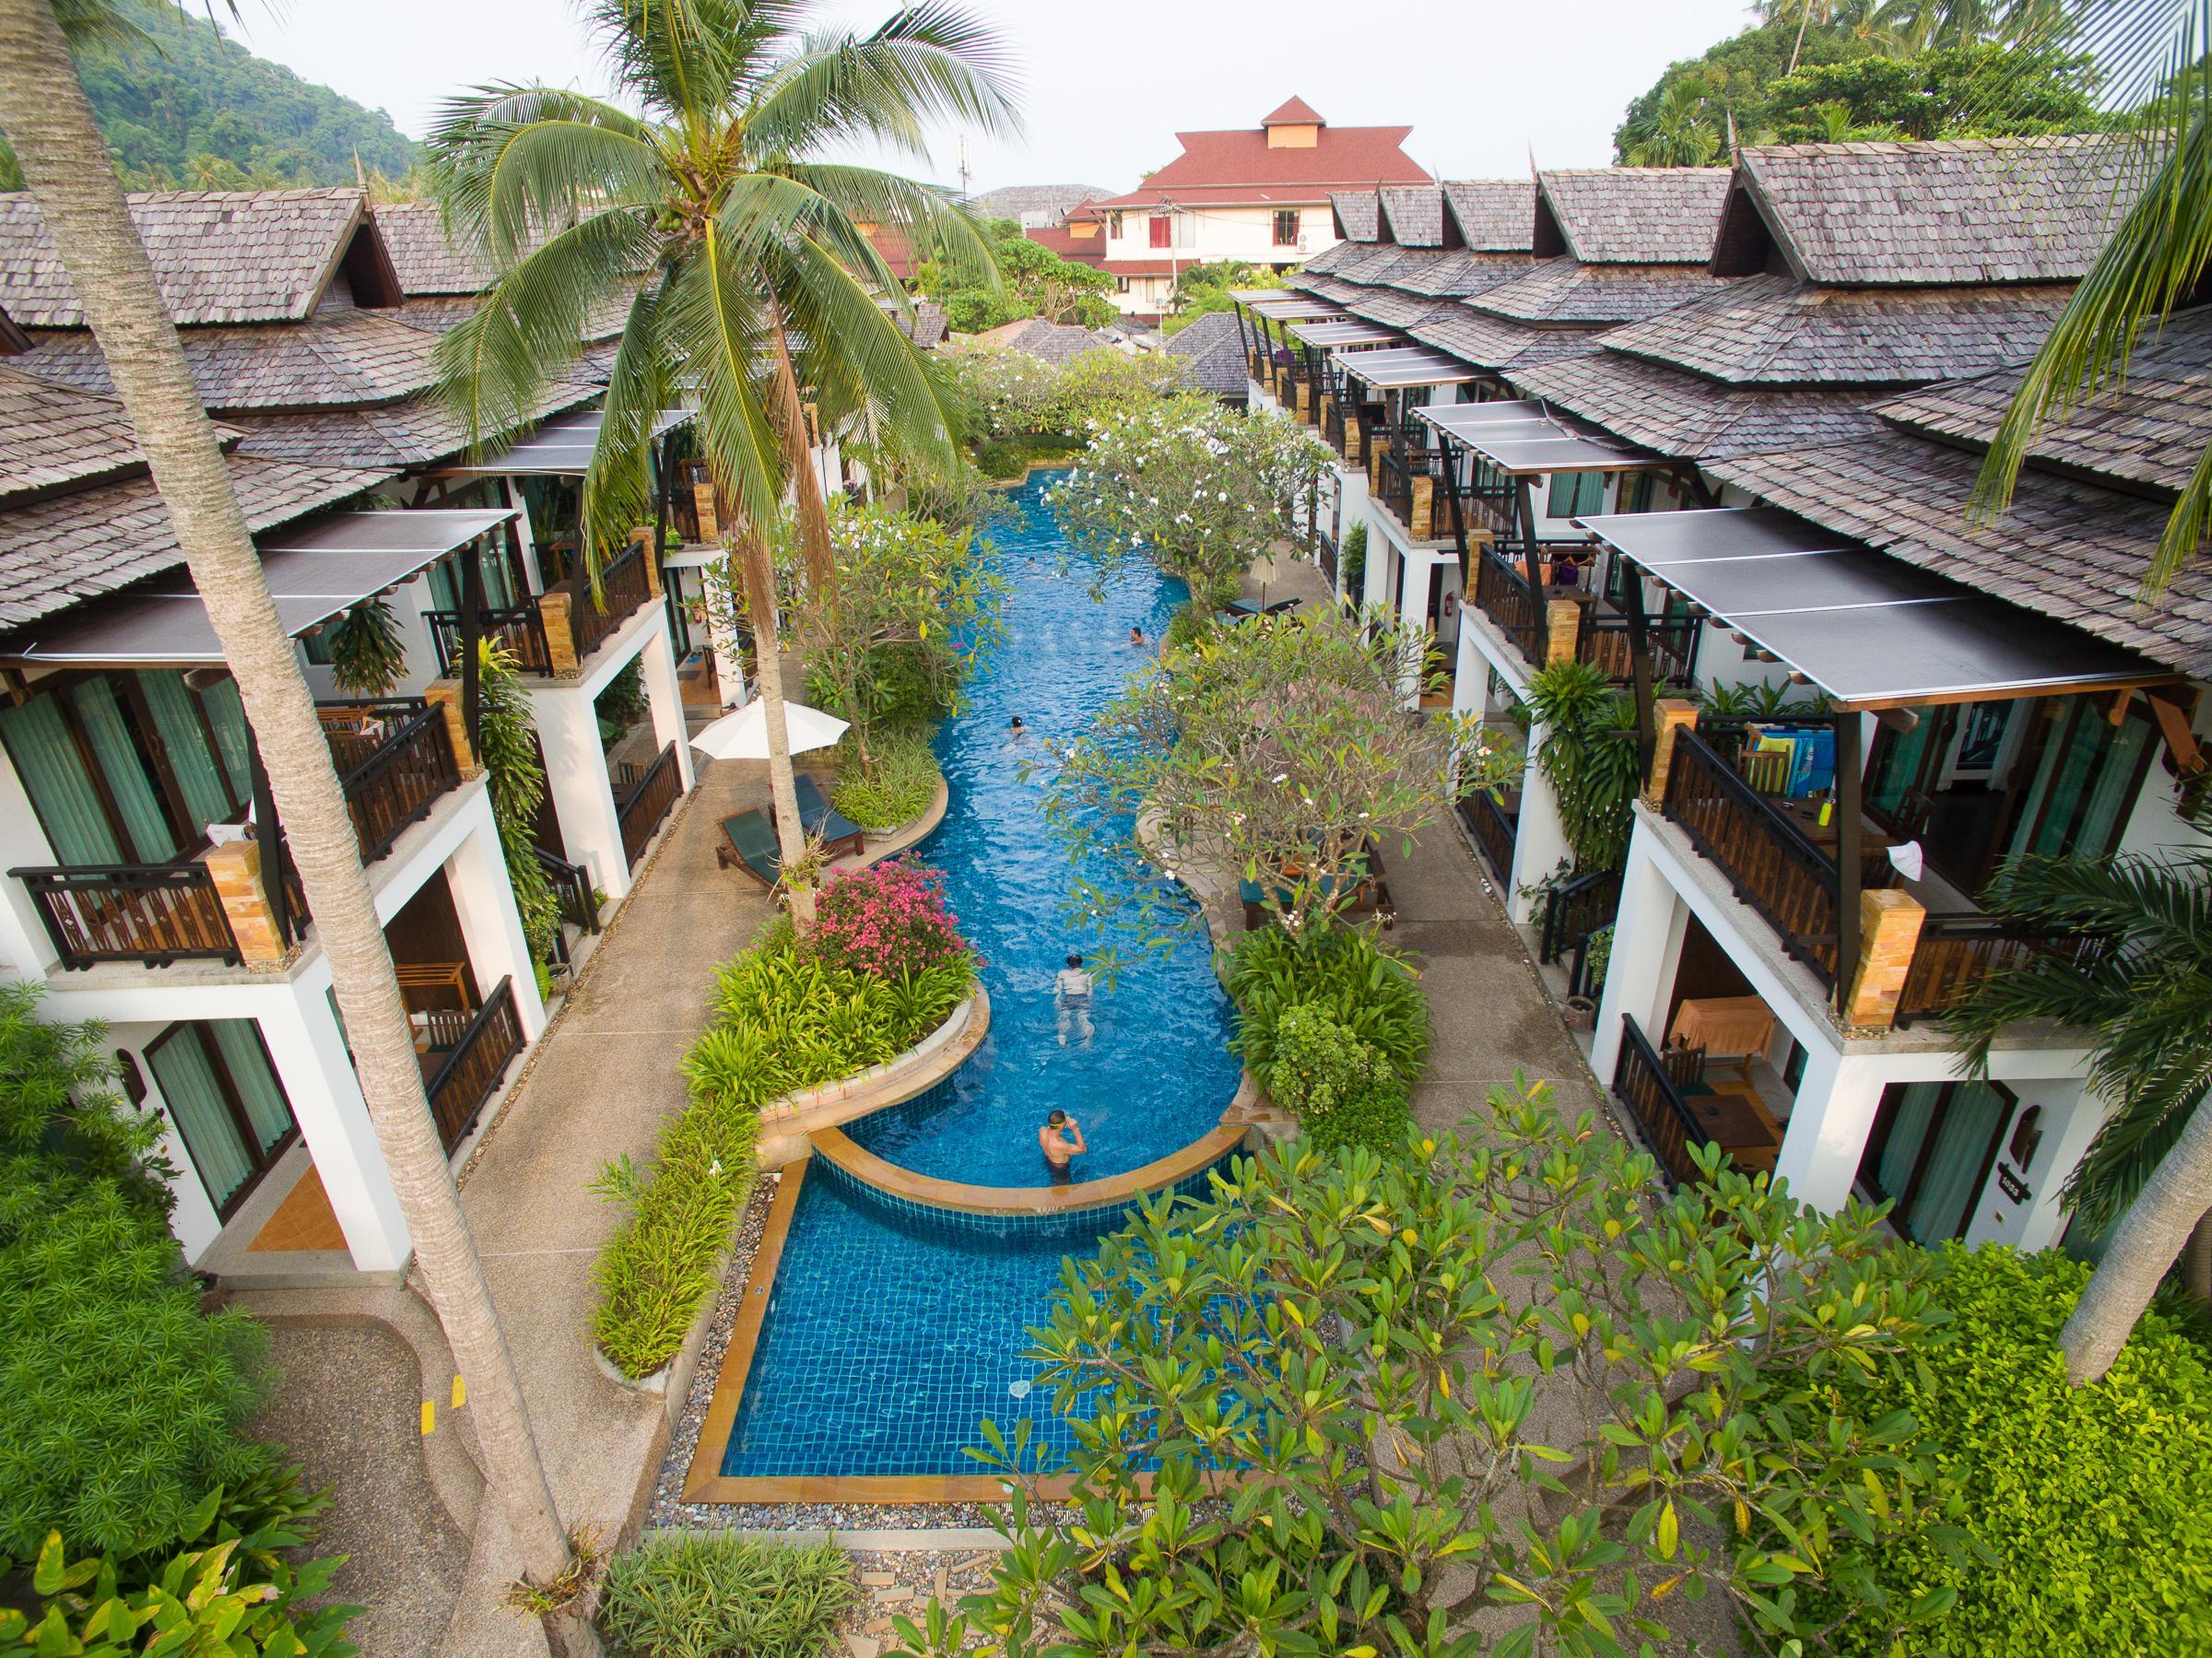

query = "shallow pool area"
(715, 471), (1242, 1482)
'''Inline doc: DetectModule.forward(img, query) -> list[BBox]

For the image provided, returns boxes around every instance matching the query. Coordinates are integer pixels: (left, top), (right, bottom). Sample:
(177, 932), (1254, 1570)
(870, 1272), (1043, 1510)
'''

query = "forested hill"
(0, 4), (419, 192)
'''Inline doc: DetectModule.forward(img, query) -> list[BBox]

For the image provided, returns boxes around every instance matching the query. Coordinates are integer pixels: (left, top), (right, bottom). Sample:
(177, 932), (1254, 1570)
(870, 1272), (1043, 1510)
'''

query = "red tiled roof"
(1263, 96), (1325, 127)
(1102, 258), (1187, 276)
(862, 224), (920, 280)
(1088, 116), (1428, 212)
(1024, 225), (1106, 267)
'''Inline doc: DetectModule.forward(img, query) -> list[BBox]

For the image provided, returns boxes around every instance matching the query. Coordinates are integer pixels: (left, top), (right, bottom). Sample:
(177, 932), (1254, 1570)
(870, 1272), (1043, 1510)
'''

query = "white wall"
(1100, 202), (1330, 267)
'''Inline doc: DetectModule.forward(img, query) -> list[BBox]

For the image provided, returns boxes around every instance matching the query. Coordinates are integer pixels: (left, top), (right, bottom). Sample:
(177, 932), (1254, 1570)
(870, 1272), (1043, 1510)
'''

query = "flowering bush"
(807, 857), (972, 980)
(946, 344), (1194, 440)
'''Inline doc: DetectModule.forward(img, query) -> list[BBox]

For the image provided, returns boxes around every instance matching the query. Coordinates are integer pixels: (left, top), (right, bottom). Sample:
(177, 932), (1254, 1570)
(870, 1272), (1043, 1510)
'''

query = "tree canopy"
(921, 215), (1115, 332)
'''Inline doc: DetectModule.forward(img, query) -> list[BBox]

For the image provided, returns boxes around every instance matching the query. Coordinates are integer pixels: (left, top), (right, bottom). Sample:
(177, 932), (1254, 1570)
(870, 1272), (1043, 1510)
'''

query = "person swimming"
(1054, 952), (1094, 1047)
(1038, 1109), (1088, 1182)
(1129, 625), (1146, 647)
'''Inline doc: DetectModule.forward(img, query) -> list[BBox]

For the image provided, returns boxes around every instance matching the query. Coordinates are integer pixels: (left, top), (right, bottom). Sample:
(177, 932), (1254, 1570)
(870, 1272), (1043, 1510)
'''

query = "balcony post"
(244, 729), (290, 949)
(200, 838), (290, 967)
(1618, 562), (1659, 778)
(1516, 478), (1547, 659)
(1545, 599), (1580, 664)
(460, 535), (484, 749)
(1833, 711), (1865, 1022)
(1644, 699), (1699, 807)
(422, 680), (481, 777)
(1842, 886), (1926, 1030)
(538, 589), (581, 676)
(1410, 474), (1434, 540)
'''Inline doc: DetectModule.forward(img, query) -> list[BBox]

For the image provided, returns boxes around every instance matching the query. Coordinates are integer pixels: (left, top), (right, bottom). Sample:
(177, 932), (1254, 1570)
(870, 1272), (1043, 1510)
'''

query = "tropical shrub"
(1, 1476), (358, 1657)
(592, 919), (975, 1377)
(1222, 923), (1428, 1082)
(0, 989), (283, 1558)
(477, 640), (561, 967)
(1338, 518), (1366, 599)
(1264, 1003), (1409, 1153)
(830, 726), (940, 832)
(1811, 1246), (2212, 1656)
(806, 857), (970, 982)
(599, 1533), (855, 1658)
(1159, 598), (1213, 651)
(322, 596), (407, 698)
(1525, 657), (1641, 873)
(890, 1080), (1952, 1658)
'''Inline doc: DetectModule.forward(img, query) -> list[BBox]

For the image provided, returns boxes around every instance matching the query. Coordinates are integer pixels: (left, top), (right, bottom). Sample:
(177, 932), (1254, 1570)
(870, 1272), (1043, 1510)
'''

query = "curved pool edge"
(755, 988), (993, 1166)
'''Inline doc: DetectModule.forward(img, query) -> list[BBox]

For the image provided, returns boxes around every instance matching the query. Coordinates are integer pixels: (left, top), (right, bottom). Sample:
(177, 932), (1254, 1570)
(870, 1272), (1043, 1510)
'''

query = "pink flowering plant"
(807, 857), (976, 980)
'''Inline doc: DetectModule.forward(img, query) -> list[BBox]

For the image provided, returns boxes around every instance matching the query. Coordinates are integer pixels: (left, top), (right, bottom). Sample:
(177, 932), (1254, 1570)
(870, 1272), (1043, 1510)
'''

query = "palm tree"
(428, 0), (1015, 926)
(0, 3), (602, 1650)
(1947, 826), (2212, 1384)
(1625, 79), (1724, 166)
(1973, 0), (2212, 605)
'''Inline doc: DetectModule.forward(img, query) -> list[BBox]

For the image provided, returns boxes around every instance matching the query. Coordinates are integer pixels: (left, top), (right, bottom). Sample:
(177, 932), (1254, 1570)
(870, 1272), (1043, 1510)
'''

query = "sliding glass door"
(144, 1020), (299, 1217)
(1859, 1079), (2015, 1244)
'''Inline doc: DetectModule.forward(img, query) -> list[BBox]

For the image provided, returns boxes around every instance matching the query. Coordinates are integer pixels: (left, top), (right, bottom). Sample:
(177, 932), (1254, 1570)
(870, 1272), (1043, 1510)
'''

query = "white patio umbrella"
(689, 698), (849, 761)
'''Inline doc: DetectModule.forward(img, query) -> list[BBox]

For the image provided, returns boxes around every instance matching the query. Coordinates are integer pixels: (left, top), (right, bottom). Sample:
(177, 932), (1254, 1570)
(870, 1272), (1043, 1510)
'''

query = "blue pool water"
(721, 472), (1241, 1479)
(843, 471), (1241, 1186)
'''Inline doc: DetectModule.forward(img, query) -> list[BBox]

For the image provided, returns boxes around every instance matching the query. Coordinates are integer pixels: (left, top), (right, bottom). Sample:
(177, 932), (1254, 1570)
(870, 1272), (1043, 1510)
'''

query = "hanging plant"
(324, 598), (408, 699)
(477, 640), (562, 967)
(1526, 659), (1641, 872)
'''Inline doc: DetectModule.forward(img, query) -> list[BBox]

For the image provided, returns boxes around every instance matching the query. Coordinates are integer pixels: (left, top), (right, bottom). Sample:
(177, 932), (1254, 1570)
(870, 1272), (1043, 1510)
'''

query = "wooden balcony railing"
(425, 976), (524, 1152)
(1474, 546), (1542, 664)
(1574, 609), (1702, 687)
(1540, 864), (1622, 968)
(1612, 1012), (1715, 1192)
(534, 846), (602, 969)
(1662, 728), (1842, 985)
(562, 542), (653, 664)
(426, 603), (554, 676)
(321, 700), (462, 863)
(1457, 787), (1518, 886)
(1317, 528), (1338, 591)
(617, 741), (682, 869)
(12, 864), (239, 970)
(1322, 397), (1347, 456)
(1896, 914), (2110, 1027)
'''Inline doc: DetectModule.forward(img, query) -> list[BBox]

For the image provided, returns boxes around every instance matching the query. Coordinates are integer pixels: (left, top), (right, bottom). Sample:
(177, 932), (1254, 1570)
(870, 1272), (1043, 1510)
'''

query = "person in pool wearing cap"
(1039, 1109), (1088, 1183)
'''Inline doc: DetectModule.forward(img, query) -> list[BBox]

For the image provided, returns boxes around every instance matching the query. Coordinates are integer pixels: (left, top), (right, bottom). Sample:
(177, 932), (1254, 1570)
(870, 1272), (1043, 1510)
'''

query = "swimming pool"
(718, 471), (1241, 1481)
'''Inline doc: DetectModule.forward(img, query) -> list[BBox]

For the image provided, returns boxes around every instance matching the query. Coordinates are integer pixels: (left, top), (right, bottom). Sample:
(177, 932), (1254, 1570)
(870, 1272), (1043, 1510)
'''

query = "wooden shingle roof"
(372, 202), (495, 296)
(1471, 257), (1736, 327)
(1734, 135), (2136, 287)
(1441, 181), (1537, 253)
(1510, 349), (1888, 461)
(1387, 249), (1540, 300)
(18, 309), (442, 414)
(1874, 305), (2212, 500)
(1163, 310), (1247, 398)
(0, 188), (377, 327)
(1296, 239), (1361, 276)
(1329, 191), (1381, 242)
(0, 367), (165, 508)
(1708, 429), (2212, 676)
(1600, 271), (2075, 388)
(1378, 186), (1447, 248)
(1533, 168), (1729, 264)
(1408, 307), (1603, 373)
(225, 376), (599, 471)
(0, 457), (392, 629)
(1341, 287), (1451, 329)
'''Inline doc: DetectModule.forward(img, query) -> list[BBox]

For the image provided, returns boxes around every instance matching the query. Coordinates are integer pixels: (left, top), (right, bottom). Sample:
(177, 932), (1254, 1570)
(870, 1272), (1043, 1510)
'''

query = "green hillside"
(0, 5), (419, 192)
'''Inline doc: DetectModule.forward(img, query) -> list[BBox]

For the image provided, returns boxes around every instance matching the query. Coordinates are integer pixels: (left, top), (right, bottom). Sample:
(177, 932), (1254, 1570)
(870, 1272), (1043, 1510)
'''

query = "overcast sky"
(230, 0), (1760, 188)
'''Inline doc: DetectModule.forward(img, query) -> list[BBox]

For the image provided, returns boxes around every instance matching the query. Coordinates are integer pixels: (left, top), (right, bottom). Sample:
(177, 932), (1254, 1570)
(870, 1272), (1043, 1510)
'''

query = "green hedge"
(1817, 1245), (2212, 1655)
(601, 1533), (854, 1657)
(591, 923), (973, 1378)
(830, 726), (941, 833)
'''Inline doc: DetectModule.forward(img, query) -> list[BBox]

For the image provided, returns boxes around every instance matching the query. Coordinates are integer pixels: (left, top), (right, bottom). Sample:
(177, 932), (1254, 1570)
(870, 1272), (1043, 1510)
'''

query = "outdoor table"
(1679, 1088), (1778, 1157)
(1669, 995), (1776, 1061)
(1768, 795), (1896, 856)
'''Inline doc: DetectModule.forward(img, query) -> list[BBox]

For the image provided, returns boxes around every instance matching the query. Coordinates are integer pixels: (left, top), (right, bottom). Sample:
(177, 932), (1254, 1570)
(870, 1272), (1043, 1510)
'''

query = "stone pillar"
(691, 478), (719, 542)
(1841, 887), (1926, 1030)
(1410, 475), (1434, 540)
(538, 591), (580, 676)
(1643, 699), (1699, 807)
(1545, 598), (1581, 665)
(630, 526), (664, 597)
(1771, 1048), (1887, 1214)
(1368, 444), (1385, 493)
(421, 679), (479, 775)
(1344, 415), (1363, 465)
(200, 839), (289, 968)
(260, 979), (412, 1271)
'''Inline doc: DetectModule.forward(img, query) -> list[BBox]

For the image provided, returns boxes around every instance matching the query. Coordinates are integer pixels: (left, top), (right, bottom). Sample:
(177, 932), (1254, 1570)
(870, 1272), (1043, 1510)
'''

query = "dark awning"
(1576, 506), (2176, 710)
(1341, 347), (1484, 390)
(1417, 399), (1660, 475)
(1289, 320), (1401, 348)
(5, 508), (518, 666)
(439, 406), (695, 477)
(1247, 297), (1349, 323)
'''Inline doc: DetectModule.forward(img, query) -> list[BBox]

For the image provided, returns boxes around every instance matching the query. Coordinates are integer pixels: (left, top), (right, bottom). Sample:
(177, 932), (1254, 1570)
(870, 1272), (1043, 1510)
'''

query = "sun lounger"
(716, 810), (781, 889)
(793, 774), (866, 857)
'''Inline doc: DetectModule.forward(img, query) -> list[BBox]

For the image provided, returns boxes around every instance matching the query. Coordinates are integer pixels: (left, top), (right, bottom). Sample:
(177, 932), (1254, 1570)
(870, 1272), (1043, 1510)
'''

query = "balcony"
(418, 974), (524, 1151)
(1374, 442), (1453, 544)
(426, 541), (655, 678)
(1571, 605), (1702, 688)
(318, 699), (463, 863)
(1473, 545), (1543, 664)
(616, 741), (683, 870)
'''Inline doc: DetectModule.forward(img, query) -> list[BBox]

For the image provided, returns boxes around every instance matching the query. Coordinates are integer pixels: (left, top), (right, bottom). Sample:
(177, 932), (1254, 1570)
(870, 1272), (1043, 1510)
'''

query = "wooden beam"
(1516, 477), (1547, 660)
(1620, 564), (1658, 781)
(1833, 711), (1863, 1025)
(2147, 688), (2206, 777)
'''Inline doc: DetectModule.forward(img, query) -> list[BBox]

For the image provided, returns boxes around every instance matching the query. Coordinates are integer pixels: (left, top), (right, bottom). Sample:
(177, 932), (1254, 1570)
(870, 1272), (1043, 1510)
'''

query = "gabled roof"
(1407, 308), (1602, 374)
(1729, 135), (2137, 287)
(0, 456), (392, 629)
(1296, 240), (1363, 277)
(967, 316), (1114, 364)
(1471, 257), (1736, 327)
(1387, 249), (1541, 300)
(1330, 191), (1381, 242)
(225, 377), (599, 471)
(969, 183), (1112, 220)
(1378, 187), (1448, 248)
(1600, 271), (2075, 388)
(1163, 310), (1248, 398)
(1874, 304), (2212, 500)
(0, 188), (396, 327)
(1023, 223), (1106, 267)
(1708, 429), (2212, 676)
(0, 366), (180, 508)
(1441, 181), (1538, 253)
(1263, 96), (1326, 127)
(17, 308), (442, 413)
(1088, 107), (1429, 211)
(1510, 349), (1888, 462)
(373, 202), (495, 296)
(1533, 168), (1729, 265)
(1341, 288), (1450, 329)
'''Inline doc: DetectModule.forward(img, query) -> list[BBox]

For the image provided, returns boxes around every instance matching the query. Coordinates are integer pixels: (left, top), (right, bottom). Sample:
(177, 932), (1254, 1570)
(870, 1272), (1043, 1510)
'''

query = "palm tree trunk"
(769, 304), (835, 596)
(737, 526), (817, 927)
(2061, 1096), (2212, 1384)
(2183, 1210), (2212, 1304)
(0, 7), (597, 1651)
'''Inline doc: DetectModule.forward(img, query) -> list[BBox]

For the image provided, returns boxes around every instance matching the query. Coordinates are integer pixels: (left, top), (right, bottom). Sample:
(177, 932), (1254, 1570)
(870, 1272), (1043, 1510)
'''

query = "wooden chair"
(1736, 747), (1793, 797)
(716, 810), (782, 891)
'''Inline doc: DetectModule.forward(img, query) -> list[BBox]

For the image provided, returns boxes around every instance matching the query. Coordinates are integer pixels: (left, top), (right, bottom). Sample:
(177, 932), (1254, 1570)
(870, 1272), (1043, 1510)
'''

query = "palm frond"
(785, 160), (1000, 288)
(745, 3), (1021, 161)
(579, 277), (677, 592)
(658, 218), (785, 548)
(429, 93), (667, 267)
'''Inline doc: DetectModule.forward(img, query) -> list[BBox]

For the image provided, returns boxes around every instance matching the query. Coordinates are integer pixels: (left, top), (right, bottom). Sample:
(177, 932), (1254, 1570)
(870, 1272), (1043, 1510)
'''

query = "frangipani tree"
(430, 0), (1018, 921)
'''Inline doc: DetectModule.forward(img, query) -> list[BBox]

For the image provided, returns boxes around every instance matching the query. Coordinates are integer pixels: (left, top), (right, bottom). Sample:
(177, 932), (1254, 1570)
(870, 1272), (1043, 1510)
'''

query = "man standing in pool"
(1039, 1110), (1088, 1182)
(1054, 952), (1094, 1046)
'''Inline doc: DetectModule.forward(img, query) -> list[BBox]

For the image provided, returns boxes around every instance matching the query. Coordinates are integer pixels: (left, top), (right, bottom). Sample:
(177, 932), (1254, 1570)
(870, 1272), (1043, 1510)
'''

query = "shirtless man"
(1039, 1110), (1088, 1182)
(1054, 952), (1094, 1047)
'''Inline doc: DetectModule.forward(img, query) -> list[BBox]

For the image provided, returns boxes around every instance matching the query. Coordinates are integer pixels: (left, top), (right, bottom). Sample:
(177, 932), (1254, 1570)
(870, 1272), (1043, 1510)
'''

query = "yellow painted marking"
(420, 1401), (435, 1436)
(451, 1374), (466, 1410)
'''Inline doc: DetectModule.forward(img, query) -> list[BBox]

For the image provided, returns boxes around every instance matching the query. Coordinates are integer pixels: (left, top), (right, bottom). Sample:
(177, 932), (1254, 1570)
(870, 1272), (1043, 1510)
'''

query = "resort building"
(0, 187), (708, 1283)
(1076, 98), (1430, 319)
(1253, 136), (2212, 1257)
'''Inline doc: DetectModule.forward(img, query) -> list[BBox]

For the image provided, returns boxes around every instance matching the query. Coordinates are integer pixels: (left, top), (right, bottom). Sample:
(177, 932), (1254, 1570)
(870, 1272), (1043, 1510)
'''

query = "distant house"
(965, 316), (1117, 364)
(1078, 98), (1431, 320)
(969, 183), (1110, 229)
(1163, 311), (1249, 406)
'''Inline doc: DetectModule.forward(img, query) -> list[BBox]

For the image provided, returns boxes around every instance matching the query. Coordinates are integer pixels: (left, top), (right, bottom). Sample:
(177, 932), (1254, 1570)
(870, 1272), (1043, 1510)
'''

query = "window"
(1545, 471), (1606, 518)
(1148, 214), (1171, 249)
(144, 1019), (299, 1217)
(1272, 209), (1300, 247)
(1859, 1079), (2014, 1244)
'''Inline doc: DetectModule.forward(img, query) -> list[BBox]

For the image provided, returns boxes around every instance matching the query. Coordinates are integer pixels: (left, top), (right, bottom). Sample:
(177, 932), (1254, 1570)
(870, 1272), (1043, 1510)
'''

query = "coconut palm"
(0, 1), (602, 1649)
(1947, 823), (2212, 1383)
(428, 0), (1015, 925)
(1973, 0), (2212, 605)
